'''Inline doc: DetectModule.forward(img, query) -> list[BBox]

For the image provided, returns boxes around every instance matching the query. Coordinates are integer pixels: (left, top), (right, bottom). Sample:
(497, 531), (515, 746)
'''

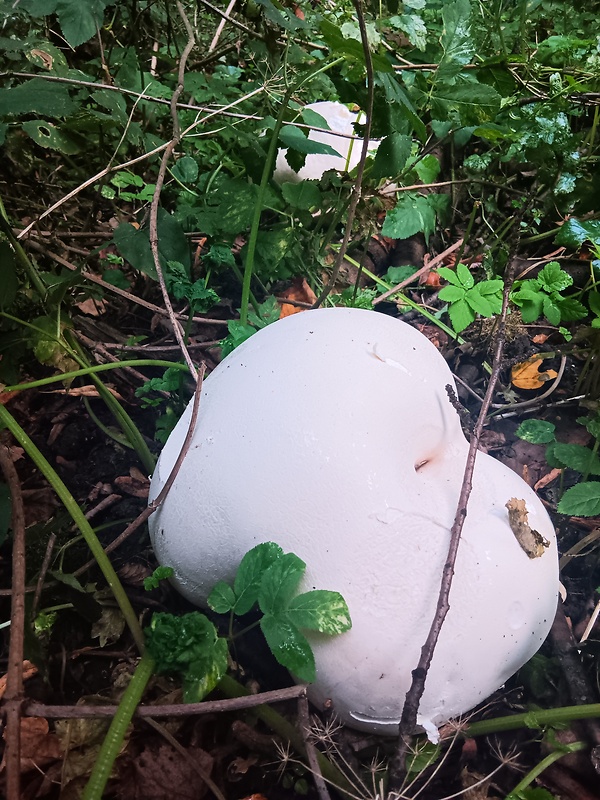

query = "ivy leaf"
(260, 615), (315, 682)
(515, 419), (556, 444)
(557, 482), (600, 517)
(287, 591), (352, 634)
(381, 193), (437, 242)
(258, 553), (306, 615)
(233, 542), (284, 615)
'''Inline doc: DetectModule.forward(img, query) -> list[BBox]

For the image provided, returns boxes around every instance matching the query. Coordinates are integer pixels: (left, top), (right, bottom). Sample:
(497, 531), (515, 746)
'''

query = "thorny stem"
(0, 446), (27, 800)
(387, 262), (519, 790)
(148, 1), (198, 379)
(313, 0), (375, 308)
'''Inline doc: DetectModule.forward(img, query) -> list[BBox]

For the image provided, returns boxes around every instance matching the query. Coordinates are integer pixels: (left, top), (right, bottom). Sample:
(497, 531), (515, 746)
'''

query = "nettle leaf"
(515, 419), (556, 444)
(537, 262), (573, 293)
(0, 78), (77, 117)
(287, 591), (352, 635)
(207, 580), (236, 614)
(371, 133), (412, 180)
(557, 482), (600, 517)
(555, 218), (600, 249)
(376, 72), (427, 142)
(279, 125), (341, 157)
(56, 0), (109, 48)
(281, 181), (322, 211)
(258, 553), (305, 616)
(551, 444), (600, 476)
(381, 193), (437, 242)
(260, 615), (315, 682)
(431, 82), (502, 125)
(233, 542), (284, 615)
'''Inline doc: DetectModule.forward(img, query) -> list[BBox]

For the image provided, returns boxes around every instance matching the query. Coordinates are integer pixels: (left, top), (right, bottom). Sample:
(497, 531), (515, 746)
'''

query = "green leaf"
(447, 298), (474, 332)
(220, 321), (256, 358)
(320, 20), (393, 73)
(143, 566), (174, 591)
(21, 120), (80, 153)
(0, 79), (77, 117)
(465, 286), (493, 317)
(536, 262), (572, 293)
(551, 444), (600, 476)
(279, 125), (341, 157)
(300, 108), (330, 130)
(556, 296), (587, 322)
(207, 581), (237, 614)
(542, 295), (561, 326)
(56, 0), (109, 48)
(588, 292), (600, 318)
(370, 133), (412, 180)
(437, 266), (462, 287)
(287, 591), (352, 634)
(430, 82), (502, 124)
(183, 635), (228, 702)
(260, 615), (315, 682)
(376, 72), (427, 141)
(281, 181), (322, 210)
(258, 553), (306, 615)
(413, 154), (440, 184)
(557, 482), (600, 517)
(233, 542), (284, 615)
(381, 193), (437, 242)
(254, 0), (308, 31)
(577, 415), (600, 441)
(438, 285), (465, 303)
(456, 262), (474, 288)
(113, 207), (190, 280)
(172, 155), (199, 184)
(555, 218), (600, 249)
(515, 419), (556, 444)
(437, 0), (474, 83)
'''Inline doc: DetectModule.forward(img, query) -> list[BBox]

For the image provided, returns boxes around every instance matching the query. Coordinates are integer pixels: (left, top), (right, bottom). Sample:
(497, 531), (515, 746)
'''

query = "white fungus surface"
(148, 308), (559, 737)
(273, 101), (380, 183)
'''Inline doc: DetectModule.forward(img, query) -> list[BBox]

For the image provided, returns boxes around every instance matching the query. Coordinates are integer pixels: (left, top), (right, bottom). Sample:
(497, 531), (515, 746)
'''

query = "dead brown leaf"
(117, 743), (214, 800)
(0, 660), (38, 700)
(21, 487), (58, 528)
(278, 277), (317, 318)
(114, 467), (149, 498)
(511, 357), (558, 390)
(0, 717), (63, 775)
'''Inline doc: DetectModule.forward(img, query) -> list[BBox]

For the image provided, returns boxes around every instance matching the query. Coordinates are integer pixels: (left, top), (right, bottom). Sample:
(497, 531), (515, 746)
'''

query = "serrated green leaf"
(557, 482), (600, 517)
(542, 295), (561, 325)
(437, 0), (474, 84)
(438, 285), (465, 303)
(437, 266), (462, 286)
(381, 194), (437, 242)
(233, 542), (284, 615)
(279, 125), (341, 157)
(258, 553), (305, 615)
(260, 615), (315, 682)
(22, 119), (80, 153)
(465, 287), (493, 317)
(577, 416), (600, 441)
(478, 279), (504, 295)
(537, 262), (572, 293)
(556, 296), (587, 322)
(300, 108), (330, 130)
(516, 419), (556, 444)
(281, 181), (322, 210)
(56, 0), (109, 48)
(447, 298), (474, 332)
(551, 444), (600, 476)
(207, 581), (237, 614)
(456, 262), (474, 288)
(431, 82), (502, 124)
(555, 218), (600, 249)
(375, 72), (427, 141)
(287, 591), (352, 634)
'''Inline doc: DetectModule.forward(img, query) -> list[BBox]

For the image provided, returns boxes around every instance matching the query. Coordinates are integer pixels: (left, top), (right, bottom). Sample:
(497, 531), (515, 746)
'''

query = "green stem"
(506, 741), (586, 799)
(82, 653), (155, 800)
(0, 196), (47, 299)
(3, 359), (189, 392)
(466, 703), (600, 737)
(0, 403), (145, 653)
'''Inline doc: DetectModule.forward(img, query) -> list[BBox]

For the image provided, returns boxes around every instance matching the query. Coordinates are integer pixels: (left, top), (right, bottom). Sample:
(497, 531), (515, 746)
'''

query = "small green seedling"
(437, 263), (504, 332)
(143, 565), (174, 591)
(516, 417), (600, 516)
(510, 261), (586, 326)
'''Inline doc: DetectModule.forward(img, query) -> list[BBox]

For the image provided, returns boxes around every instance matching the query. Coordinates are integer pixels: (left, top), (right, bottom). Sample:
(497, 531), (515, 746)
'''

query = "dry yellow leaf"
(511, 357), (557, 390)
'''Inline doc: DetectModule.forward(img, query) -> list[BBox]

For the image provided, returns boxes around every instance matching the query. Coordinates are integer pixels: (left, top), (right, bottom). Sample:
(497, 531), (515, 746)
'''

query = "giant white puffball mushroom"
(148, 308), (559, 737)
(273, 101), (380, 184)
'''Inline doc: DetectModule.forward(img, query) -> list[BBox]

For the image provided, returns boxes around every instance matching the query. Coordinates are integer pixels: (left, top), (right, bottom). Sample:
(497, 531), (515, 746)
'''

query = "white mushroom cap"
(273, 101), (380, 183)
(149, 308), (559, 736)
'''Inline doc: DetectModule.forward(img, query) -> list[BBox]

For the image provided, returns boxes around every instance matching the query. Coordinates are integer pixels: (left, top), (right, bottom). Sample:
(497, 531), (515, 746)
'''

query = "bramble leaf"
(233, 542), (284, 615)
(287, 591), (352, 634)
(557, 482), (600, 517)
(258, 553), (305, 615)
(260, 615), (315, 682)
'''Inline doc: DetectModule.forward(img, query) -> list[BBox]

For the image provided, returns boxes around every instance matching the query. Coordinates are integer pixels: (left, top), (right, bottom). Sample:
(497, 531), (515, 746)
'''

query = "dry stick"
(387, 270), (516, 790)
(0, 446), (27, 800)
(297, 695), (332, 800)
(196, 0), (265, 39)
(31, 532), (57, 618)
(313, 0), (374, 308)
(148, 1), (198, 379)
(24, 239), (227, 326)
(23, 685), (307, 718)
(208, 0), (237, 52)
(74, 365), (205, 578)
(373, 239), (464, 306)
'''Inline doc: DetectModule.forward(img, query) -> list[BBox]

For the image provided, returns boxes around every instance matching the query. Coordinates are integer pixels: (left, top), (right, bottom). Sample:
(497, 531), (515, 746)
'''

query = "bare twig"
(197, 0), (265, 40)
(31, 532), (57, 618)
(23, 685), (307, 718)
(0, 446), (27, 800)
(74, 364), (206, 578)
(373, 239), (464, 305)
(148, 1), (198, 378)
(313, 0), (374, 308)
(208, 0), (237, 52)
(297, 695), (332, 800)
(387, 262), (518, 789)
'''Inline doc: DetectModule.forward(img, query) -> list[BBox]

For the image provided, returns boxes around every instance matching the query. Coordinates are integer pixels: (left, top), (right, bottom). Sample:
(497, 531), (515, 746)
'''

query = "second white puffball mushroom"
(148, 308), (559, 738)
(273, 100), (380, 183)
